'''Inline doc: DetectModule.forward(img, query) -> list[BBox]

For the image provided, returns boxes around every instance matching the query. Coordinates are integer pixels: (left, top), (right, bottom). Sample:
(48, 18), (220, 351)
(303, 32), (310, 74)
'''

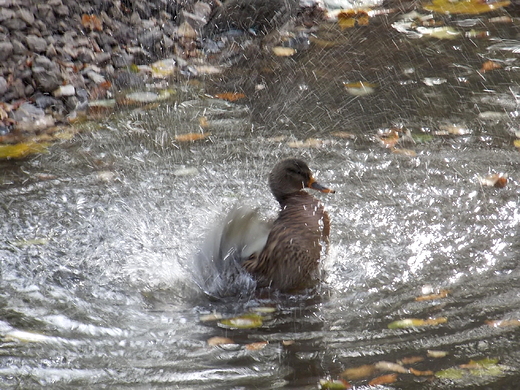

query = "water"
(1, 4), (520, 389)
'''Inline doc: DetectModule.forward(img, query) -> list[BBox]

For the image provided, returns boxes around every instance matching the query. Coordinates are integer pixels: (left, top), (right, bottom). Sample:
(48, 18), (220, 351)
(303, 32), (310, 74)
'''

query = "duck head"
(268, 159), (335, 203)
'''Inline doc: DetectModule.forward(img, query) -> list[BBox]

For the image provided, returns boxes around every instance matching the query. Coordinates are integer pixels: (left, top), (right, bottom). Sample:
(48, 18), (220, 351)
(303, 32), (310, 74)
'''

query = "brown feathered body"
(243, 191), (330, 291)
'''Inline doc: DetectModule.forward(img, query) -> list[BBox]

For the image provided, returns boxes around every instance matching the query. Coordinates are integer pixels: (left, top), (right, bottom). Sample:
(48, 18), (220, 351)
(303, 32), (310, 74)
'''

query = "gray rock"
(46, 44), (57, 57)
(33, 55), (53, 70)
(76, 47), (95, 63)
(3, 18), (27, 30)
(0, 76), (7, 96)
(36, 4), (55, 24)
(138, 28), (163, 50)
(26, 35), (48, 53)
(53, 84), (75, 97)
(0, 8), (15, 22)
(34, 94), (59, 109)
(24, 84), (34, 96)
(55, 5), (69, 16)
(0, 41), (13, 61)
(11, 38), (27, 54)
(93, 51), (112, 65)
(16, 9), (35, 25)
(32, 66), (62, 92)
(112, 52), (134, 68)
(12, 102), (45, 122)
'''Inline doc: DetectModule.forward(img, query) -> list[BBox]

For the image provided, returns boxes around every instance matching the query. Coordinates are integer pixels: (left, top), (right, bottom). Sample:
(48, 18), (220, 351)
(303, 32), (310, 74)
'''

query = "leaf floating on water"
(423, 0), (510, 15)
(199, 312), (223, 322)
(427, 350), (448, 358)
(480, 60), (502, 73)
(409, 367), (435, 376)
(416, 289), (449, 301)
(287, 138), (326, 148)
(337, 10), (370, 29)
(282, 340), (295, 346)
(125, 92), (160, 103)
(251, 306), (277, 314)
(435, 367), (464, 379)
(478, 173), (508, 188)
(175, 133), (210, 142)
(486, 319), (520, 327)
(319, 378), (351, 389)
(331, 131), (356, 139)
(219, 313), (263, 329)
(416, 26), (461, 39)
(272, 46), (297, 56)
(388, 317), (447, 329)
(377, 129), (400, 149)
(368, 373), (398, 386)
(341, 364), (377, 380)
(0, 142), (50, 159)
(12, 238), (48, 247)
(374, 361), (409, 374)
(245, 341), (269, 350)
(514, 139), (520, 149)
(392, 148), (417, 157)
(214, 92), (246, 102)
(398, 356), (425, 365)
(343, 81), (377, 96)
(207, 336), (235, 346)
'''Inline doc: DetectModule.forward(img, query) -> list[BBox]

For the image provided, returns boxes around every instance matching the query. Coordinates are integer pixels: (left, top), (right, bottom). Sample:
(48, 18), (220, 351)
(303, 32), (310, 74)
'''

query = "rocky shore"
(0, 0), (311, 146)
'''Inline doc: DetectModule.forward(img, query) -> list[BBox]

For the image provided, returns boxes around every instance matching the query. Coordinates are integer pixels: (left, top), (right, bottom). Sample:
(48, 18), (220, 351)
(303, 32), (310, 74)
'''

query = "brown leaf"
(81, 14), (103, 31)
(207, 336), (235, 346)
(175, 132), (210, 142)
(368, 373), (398, 386)
(214, 92), (246, 101)
(480, 60), (502, 73)
(398, 356), (424, 365)
(245, 341), (268, 350)
(409, 367), (434, 376)
(416, 289), (449, 301)
(341, 364), (376, 380)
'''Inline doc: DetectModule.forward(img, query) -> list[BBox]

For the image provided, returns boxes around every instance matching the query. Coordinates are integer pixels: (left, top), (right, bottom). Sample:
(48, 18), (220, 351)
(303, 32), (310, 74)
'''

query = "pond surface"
(1, 3), (520, 389)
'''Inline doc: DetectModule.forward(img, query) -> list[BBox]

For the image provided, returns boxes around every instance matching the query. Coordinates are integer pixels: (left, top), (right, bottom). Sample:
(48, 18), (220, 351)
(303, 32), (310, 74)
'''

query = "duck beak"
(308, 177), (335, 193)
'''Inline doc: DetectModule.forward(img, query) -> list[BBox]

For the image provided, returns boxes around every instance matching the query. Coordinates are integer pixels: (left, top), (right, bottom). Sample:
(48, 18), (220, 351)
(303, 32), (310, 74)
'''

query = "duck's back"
(243, 191), (330, 291)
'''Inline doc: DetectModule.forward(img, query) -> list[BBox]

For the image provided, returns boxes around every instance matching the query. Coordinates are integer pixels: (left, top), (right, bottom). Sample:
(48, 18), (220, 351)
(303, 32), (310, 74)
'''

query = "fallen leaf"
(435, 367), (464, 379)
(338, 10), (370, 29)
(416, 289), (449, 301)
(480, 60), (502, 73)
(368, 373), (398, 386)
(272, 46), (297, 56)
(282, 340), (295, 346)
(479, 173), (508, 188)
(416, 26), (461, 39)
(392, 148), (417, 157)
(344, 81), (377, 96)
(309, 37), (338, 48)
(287, 138), (325, 148)
(175, 133), (210, 142)
(331, 131), (356, 139)
(207, 336), (235, 346)
(409, 367), (434, 376)
(245, 341), (268, 350)
(486, 319), (520, 327)
(427, 350), (448, 358)
(0, 142), (50, 159)
(374, 361), (409, 374)
(319, 378), (351, 389)
(199, 312), (223, 322)
(377, 129), (400, 149)
(214, 92), (246, 101)
(423, 0), (510, 15)
(81, 14), (103, 31)
(219, 313), (263, 329)
(388, 317), (447, 329)
(398, 356), (424, 365)
(514, 139), (520, 149)
(341, 364), (377, 380)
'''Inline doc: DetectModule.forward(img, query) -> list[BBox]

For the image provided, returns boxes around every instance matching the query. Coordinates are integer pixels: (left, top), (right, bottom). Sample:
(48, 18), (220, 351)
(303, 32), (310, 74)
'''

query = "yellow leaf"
(207, 336), (235, 346)
(272, 47), (297, 57)
(513, 139), (520, 148)
(245, 341), (269, 350)
(423, 0), (510, 15)
(0, 142), (50, 159)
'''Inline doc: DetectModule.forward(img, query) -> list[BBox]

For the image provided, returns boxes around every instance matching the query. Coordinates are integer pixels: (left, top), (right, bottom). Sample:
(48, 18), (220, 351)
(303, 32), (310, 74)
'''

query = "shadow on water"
(1, 3), (520, 389)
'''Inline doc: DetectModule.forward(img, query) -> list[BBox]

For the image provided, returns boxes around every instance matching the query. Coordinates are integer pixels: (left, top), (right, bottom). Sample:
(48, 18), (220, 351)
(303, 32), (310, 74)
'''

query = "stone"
(12, 102), (45, 122)
(76, 47), (95, 63)
(34, 94), (59, 109)
(26, 35), (48, 53)
(11, 38), (27, 54)
(46, 44), (57, 57)
(112, 52), (134, 68)
(16, 9), (35, 25)
(0, 8), (15, 22)
(0, 76), (7, 96)
(33, 55), (53, 69)
(24, 84), (34, 96)
(53, 84), (76, 97)
(32, 66), (62, 92)
(178, 21), (197, 39)
(138, 28), (163, 50)
(0, 41), (13, 61)
(36, 4), (55, 24)
(15, 115), (55, 132)
(86, 71), (106, 84)
(3, 18), (26, 31)
(55, 5), (69, 16)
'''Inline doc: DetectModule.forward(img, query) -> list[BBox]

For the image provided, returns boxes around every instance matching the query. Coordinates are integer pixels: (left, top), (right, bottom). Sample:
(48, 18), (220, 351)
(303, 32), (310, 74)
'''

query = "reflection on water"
(1, 4), (520, 389)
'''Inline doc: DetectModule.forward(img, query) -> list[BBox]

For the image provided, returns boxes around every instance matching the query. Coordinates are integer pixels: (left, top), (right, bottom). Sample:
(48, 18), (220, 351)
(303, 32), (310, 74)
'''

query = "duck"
(195, 158), (334, 297)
